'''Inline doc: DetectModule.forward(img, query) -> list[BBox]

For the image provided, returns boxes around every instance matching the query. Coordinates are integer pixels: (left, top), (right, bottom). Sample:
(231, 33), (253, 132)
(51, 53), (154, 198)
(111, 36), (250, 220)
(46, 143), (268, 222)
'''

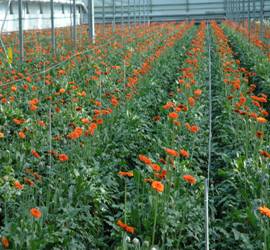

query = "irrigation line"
(205, 21), (212, 250)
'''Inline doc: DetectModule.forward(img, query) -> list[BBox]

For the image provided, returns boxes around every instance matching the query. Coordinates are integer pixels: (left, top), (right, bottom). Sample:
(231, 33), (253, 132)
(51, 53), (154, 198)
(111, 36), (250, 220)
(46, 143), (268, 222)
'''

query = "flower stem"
(152, 195), (158, 246)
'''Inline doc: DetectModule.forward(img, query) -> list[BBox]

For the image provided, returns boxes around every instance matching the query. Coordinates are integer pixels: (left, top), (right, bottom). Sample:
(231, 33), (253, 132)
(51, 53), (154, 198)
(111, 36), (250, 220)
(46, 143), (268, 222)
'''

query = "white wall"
(0, 1), (84, 33)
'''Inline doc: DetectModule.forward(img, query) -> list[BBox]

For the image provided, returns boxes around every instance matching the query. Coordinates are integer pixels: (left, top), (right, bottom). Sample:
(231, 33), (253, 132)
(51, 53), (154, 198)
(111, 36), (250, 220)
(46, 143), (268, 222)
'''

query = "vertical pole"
(205, 21), (212, 250)
(229, 0), (231, 19)
(50, 0), (56, 54)
(143, 0), (146, 25)
(242, 0), (245, 25)
(236, 0), (241, 26)
(128, 0), (131, 29)
(248, 0), (251, 40)
(139, 0), (141, 24)
(134, 0), (136, 26)
(121, 0), (124, 30)
(148, 0), (151, 25)
(88, 0), (95, 42)
(18, 0), (24, 64)
(72, 0), (76, 49)
(112, 0), (115, 32)
(102, 0), (105, 33)
(252, 0), (255, 28)
(259, 0), (264, 40)
(231, 0), (234, 21)
(205, 179), (209, 250)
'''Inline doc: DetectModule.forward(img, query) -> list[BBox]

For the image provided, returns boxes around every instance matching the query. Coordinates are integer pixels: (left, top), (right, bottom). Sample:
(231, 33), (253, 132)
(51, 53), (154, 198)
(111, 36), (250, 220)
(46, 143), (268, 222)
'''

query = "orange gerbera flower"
(180, 149), (189, 158)
(30, 208), (42, 219)
(111, 97), (119, 106)
(194, 89), (202, 96)
(118, 171), (134, 177)
(168, 112), (179, 119)
(257, 117), (267, 124)
(149, 163), (161, 172)
(164, 148), (179, 157)
(188, 97), (196, 107)
(28, 98), (39, 106)
(13, 118), (25, 125)
(58, 153), (69, 161)
(183, 175), (196, 185)
(1, 236), (9, 249)
(125, 225), (135, 234)
(251, 95), (267, 103)
(138, 154), (152, 165)
(90, 122), (98, 134)
(117, 219), (135, 234)
(18, 131), (26, 139)
(59, 88), (65, 94)
(258, 206), (270, 218)
(14, 180), (24, 190)
(81, 118), (90, 124)
(151, 181), (164, 192)
(163, 101), (174, 110)
(67, 127), (83, 139)
(31, 149), (40, 158)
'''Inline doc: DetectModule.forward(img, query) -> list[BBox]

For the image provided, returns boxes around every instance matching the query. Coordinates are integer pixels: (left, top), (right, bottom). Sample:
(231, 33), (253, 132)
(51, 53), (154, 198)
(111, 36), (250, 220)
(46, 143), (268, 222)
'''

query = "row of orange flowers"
(116, 22), (206, 237)
(223, 20), (270, 60)
(211, 21), (270, 219)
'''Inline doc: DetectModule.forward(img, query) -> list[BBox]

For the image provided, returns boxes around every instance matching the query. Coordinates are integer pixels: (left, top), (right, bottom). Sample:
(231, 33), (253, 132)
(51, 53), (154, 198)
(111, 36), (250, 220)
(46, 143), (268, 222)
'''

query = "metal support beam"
(112, 0), (115, 32)
(242, 0), (245, 24)
(259, 0), (264, 40)
(139, 0), (141, 24)
(18, 0), (24, 64)
(121, 0), (124, 30)
(128, 0), (131, 29)
(88, 0), (95, 42)
(248, 0), (251, 40)
(134, 0), (136, 25)
(50, 0), (56, 54)
(102, 0), (105, 33)
(72, 0), (76, 49)
(143, 0), (146, 25)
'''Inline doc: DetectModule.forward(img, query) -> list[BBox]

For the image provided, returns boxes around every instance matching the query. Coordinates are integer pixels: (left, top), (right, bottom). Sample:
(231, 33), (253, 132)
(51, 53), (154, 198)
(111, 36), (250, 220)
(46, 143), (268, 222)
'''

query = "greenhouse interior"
(0, 0), (270, 249)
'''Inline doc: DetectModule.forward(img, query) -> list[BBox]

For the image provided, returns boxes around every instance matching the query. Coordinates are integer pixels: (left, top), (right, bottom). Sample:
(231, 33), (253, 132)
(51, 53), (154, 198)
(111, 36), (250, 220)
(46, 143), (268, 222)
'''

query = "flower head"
(180, 149), (189, 158)
(1, 236), (9, 249)
(31, 149), (40, 159)
(258, 206), (270, 218)
(14, 180), (24, 190)
(257, 117), (267, 124)
(118, 171), (134, 177)
(30, 208), (42, 219)
(138, 154), (152, 165)
(117, 219), (135, 234)
(183, 175), (196, 185)
(164, 148), (179, 157)
(151, 181), (164, 192)
(58, 153), (69, 162)
(168, 112), (179, 119)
